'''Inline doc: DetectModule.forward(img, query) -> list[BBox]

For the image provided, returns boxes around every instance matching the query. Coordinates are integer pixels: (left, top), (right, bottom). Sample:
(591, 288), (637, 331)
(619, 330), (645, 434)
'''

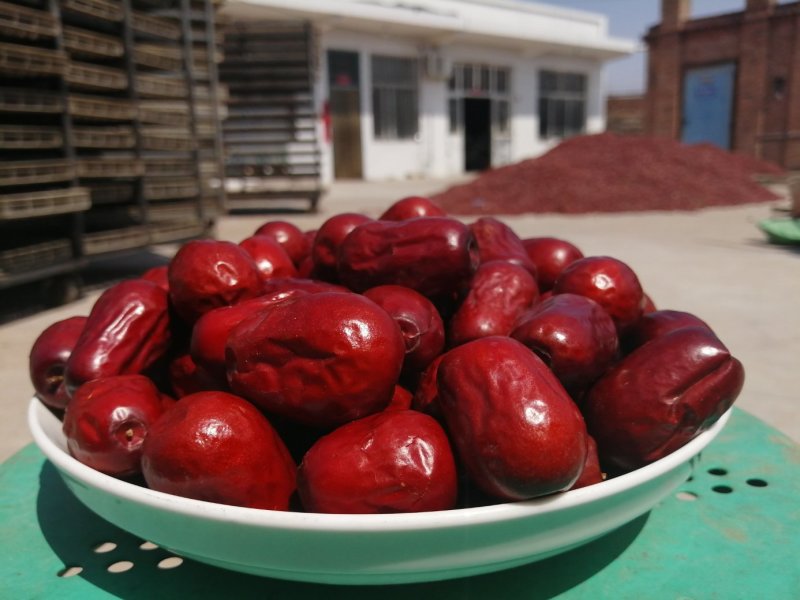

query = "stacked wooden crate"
(0, 0), (225, 297)
(219, 20), (322, 212)
(0, 1), (89, 293)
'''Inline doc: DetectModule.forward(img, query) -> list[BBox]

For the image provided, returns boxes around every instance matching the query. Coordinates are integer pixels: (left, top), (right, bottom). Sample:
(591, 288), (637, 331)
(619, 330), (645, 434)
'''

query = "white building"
(222, 0), (636, 185)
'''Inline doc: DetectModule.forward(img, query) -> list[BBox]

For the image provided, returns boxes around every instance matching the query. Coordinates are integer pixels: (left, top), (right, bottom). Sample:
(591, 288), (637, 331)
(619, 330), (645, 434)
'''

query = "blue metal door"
(681, 63), (736, 149)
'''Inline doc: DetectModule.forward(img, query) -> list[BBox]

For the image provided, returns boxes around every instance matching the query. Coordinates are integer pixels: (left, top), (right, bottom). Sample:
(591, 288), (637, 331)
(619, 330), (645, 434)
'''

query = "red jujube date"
(239, 235), (298, 280)
(29, 316), (87, 409)
(469, 217), (537, 278)
(168, 239), (264, 324)
(448, 260), (538, 347)
(584, 326), (745, 472)
(437, 337), (588, 501)
(312, 212), (373, 281)
(521, 237), (583, 291)
(363, 284), (445, 373)
(63, 374), (167, 477)
(379, 196), (446, 221)
(337, 217), (479, 298)
(141, 391), (297, 510)
(511, 293), (618, 398)
(297, 410), (457, 513)
(65, 280), (171, 395)
(553, 256), (644, 333)
(226, 292), (406, 429)
(622, 309), (711, 354)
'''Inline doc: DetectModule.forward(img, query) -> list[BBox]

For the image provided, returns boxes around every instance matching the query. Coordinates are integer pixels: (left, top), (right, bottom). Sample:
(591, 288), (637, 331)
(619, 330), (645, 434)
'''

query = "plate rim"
(28, 396), (731, 533)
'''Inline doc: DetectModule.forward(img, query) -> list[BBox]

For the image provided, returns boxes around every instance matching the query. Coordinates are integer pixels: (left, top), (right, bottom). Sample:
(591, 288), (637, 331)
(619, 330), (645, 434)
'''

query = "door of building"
(327, 50), (363, 179)
(464, 97), (491, 171)
(681, 63), (736, 149)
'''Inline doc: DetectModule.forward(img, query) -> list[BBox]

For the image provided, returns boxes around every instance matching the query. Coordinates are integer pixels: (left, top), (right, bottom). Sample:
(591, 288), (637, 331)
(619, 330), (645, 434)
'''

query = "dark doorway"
(464, 97), (491, 171)
(327, 50), (363, 179)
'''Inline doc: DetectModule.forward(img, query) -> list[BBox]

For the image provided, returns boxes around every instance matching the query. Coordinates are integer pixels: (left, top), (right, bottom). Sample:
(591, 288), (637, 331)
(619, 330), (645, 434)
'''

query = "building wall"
(318, 29), (607, 183)
(607, 95), (646, 135)
(645, 0), (800, 169)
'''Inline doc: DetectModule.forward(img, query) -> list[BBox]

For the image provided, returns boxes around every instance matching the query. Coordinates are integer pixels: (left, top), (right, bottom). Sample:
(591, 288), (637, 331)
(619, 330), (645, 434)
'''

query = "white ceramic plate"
(28, 397), (730, 585)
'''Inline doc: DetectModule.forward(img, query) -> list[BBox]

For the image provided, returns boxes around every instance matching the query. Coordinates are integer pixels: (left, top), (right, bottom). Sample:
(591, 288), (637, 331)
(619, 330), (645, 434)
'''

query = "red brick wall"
(645, 1), (800, 169)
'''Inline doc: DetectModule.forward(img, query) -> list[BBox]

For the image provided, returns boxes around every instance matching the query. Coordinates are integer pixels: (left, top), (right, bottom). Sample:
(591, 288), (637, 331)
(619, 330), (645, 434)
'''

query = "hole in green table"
(712, 485), (733, 494)
(139, 541), (158, 551)
(107, 560), (134, 574)
(707, 468), (728, 476)
(158, 556), (184, 570)
(746, 478), (768, 488)
(57, 565), (83, 578)
(93, 541), (117, 554)
(675, 491), (698, 501)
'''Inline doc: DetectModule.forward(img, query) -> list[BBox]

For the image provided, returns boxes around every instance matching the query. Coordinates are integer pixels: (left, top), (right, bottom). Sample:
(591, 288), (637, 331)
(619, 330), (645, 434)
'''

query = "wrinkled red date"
(511, 293), (618, 398)
(521, 237), (583, 291)
(254, 220), (310, 266)
(190, 289), (308, 378)
(437, 337), (588, 501)
(363, 284), (445, 373)
(65, 280), (171, 395)
(168, 239), (264, 324)
(379, 196), (447, 221)
(584, 326), (745, 472)
(553, 256), (644, 333)
(63, 374), (166, 477)
(226, 292), (406, 428)
(622, 309), (711, 354)
(312, 212), (373, 281)
(29, 316), (87, 409)
(337, 217), (479, 298)
(297, 410), (457, 513)
(239, 235), (298, 280)
(448, 260), (538, 347)
(469, 217), (537, 278)
(141, 391), (297, 510)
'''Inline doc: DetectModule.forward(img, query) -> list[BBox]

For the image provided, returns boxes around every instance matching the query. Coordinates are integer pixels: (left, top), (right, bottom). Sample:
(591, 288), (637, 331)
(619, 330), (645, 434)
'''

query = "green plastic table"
(2, 407), (798, 599)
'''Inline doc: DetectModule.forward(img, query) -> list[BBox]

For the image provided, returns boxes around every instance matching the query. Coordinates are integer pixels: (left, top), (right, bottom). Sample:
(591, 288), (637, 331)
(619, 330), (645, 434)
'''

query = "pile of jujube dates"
(30, 196), (745, 514)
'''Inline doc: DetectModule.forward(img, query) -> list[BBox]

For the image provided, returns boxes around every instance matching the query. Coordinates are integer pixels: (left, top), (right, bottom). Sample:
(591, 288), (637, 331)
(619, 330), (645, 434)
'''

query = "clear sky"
(534, 1), (783, 94)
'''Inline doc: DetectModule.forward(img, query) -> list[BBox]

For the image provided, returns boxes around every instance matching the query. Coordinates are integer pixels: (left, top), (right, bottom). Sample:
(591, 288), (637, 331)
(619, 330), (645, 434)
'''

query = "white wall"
(317, 28), (608, 183)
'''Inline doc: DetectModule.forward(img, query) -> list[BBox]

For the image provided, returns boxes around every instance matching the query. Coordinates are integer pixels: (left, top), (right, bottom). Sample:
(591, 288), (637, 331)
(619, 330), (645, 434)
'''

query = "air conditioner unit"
(422, 49), (449, 81)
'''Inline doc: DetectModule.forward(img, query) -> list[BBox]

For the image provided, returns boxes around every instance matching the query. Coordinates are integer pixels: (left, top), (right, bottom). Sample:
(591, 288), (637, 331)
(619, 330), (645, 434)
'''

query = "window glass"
(448, 97), (459, 133)
(538, 70), (587, 139)
(496, 100), (509, 133)
(495, 68), (508, 94)
(479, 66), (490, 92)
(371, 55), (419, 139)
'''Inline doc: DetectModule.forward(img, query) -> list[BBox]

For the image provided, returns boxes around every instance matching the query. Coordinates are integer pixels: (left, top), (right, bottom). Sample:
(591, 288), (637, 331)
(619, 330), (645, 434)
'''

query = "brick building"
(644, 0), (800, 169)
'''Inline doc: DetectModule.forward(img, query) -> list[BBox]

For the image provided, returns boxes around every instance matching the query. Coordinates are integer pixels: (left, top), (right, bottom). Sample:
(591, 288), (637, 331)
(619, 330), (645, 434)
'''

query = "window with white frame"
(538, 70), (587, 139)
(371, 55), (419, 140)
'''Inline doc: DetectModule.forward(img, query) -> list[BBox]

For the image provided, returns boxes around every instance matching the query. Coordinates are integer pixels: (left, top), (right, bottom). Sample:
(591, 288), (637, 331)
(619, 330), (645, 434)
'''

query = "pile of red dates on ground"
(30, 197), (745, 513)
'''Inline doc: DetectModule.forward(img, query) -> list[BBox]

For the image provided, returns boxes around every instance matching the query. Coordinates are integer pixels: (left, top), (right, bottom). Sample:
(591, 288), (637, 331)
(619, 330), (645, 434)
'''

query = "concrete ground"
(1, 178), (798, 463)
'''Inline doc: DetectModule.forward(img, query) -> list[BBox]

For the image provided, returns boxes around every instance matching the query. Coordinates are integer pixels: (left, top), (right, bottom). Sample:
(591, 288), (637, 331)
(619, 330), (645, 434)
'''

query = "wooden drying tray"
(66, 61), (129, 92)
(0, 159), (73, 187)
(0, 88), (63, 114)
(76, 157), (144, 179)
(68, 94), (136, 121)
(62, 25), (124, 59)
(62, 0), (122, 23)
(0, 125), (63, 150)
(0, 41), (66, 77)
(72, 126), (135, 149)
(135, 43), (183, 72)
(0, 187), (90, 221)
(0, 0), (59, 41)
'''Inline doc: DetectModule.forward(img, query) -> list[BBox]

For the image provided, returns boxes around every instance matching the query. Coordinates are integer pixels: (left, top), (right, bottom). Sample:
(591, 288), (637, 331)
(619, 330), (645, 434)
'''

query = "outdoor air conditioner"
(422, 49), (449, 81)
